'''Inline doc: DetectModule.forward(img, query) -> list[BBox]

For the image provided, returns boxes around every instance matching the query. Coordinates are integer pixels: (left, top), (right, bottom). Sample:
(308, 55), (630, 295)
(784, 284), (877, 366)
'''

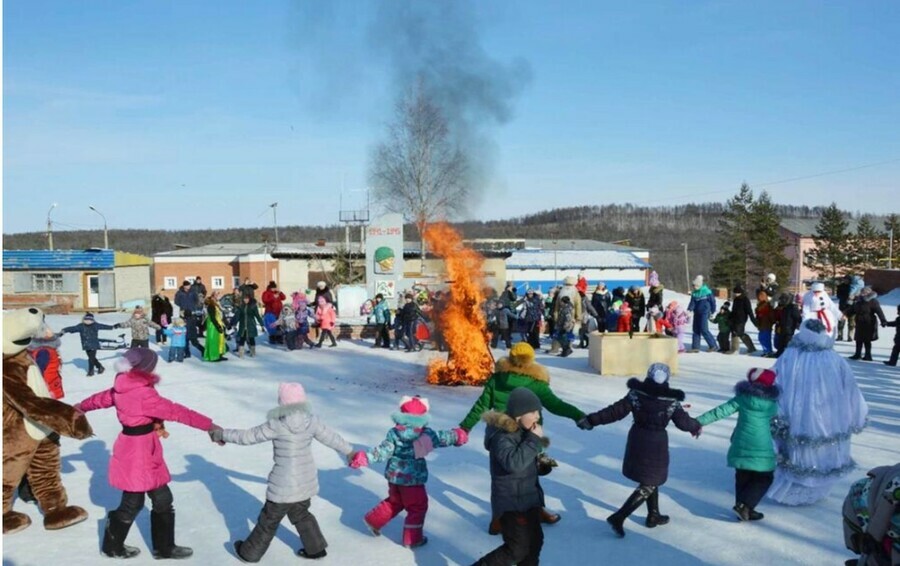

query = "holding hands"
(576, 416), (594, 431)
(349, 451), (369, 469)
(208, 424), (225, 445)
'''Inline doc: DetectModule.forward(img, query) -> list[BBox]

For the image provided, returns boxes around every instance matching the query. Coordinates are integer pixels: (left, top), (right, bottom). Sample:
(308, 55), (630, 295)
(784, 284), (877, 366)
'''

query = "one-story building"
(780, 218), (862, 292)
(479, 239), (651, 294)
(3, 249), (152, 313)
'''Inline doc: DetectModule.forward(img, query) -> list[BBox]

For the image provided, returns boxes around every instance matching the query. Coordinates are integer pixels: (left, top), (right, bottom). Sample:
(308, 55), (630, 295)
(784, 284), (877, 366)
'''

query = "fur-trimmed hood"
(267, 401), (309, 421)
(734, 380), (780, 400)
(495, 357), (549, 383)
(482, 410), (550, 447)
(113, 369), (160, 393)
(626, 377), (686, 401)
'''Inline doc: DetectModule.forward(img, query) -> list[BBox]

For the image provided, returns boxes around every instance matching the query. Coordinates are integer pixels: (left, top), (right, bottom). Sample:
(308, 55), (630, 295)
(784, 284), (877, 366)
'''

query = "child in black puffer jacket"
(578, 363), (701, 537)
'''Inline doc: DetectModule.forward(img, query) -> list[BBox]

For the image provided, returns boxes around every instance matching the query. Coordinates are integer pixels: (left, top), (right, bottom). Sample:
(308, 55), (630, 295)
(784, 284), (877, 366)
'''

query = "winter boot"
(238, 346), (244, 359)
(644, 489), (669, 528)
(540, 508), (561, 525)
(101, 513), (141, 558)
(249, 345), (256, 358)
(733, 503), (751, 521)
(740, 334), (756, 353)
(488, 516), (502, 536)
(607, 486), (653, 538)
(728, 336), (741, 355)
(150, 510), (193, 559)
(837, 320), (845, 341)
(297, 548), (328, 559)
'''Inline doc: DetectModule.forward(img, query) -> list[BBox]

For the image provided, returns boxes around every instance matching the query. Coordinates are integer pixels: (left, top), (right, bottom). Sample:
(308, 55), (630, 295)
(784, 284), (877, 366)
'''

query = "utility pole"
(889, 228), (894, 270)
(270, 202), (279, 248)
(46, 203), (57, 250)
(682, 243), (690, 293)
(89, 206), (109, 249)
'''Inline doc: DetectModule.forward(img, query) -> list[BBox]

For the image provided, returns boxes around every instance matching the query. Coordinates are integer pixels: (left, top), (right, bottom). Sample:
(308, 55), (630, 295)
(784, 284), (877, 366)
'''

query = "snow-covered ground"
(4, 292), (899, 566)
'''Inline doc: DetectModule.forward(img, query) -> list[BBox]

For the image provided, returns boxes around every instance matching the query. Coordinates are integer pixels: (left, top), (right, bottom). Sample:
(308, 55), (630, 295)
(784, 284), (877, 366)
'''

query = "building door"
(86, 274), (100, 308)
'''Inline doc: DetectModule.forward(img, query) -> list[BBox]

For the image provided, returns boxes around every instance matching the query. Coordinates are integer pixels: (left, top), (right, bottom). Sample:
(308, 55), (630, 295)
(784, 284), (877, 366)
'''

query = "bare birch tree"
(369, 81), (469, 271)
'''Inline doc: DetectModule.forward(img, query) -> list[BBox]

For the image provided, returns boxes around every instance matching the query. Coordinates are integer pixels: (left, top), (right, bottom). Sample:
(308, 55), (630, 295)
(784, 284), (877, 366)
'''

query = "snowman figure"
(801, 281), (843, 338)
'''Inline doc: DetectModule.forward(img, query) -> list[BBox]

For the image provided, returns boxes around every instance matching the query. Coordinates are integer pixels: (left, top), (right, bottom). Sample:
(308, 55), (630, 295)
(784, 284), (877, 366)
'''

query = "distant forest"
(2, 202), (858, 292)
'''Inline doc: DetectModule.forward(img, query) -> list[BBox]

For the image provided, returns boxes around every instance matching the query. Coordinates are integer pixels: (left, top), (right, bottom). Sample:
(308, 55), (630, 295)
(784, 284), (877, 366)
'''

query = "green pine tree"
(748, 191), (792, 290)
(804, 202), (850, 293)
(711, 184), (755, 289)
(847, 215), (884, 272)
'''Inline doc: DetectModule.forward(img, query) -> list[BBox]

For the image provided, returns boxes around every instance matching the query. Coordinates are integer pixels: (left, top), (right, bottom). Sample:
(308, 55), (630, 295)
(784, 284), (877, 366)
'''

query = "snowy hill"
(3, 305), (898, 566)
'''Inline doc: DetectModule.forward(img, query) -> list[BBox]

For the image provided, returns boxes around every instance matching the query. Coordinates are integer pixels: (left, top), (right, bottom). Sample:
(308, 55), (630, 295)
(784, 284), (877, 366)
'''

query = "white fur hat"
(810, 282), (825, 292)
(766, 273), (776, 283)
(563, 275), (577, 285)
(692, 275), (704, 288)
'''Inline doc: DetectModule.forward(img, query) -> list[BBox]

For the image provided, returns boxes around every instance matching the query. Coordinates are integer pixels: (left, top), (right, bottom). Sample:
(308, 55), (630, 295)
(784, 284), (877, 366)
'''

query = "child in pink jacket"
(75, 348), (222, 560)
(315, 296), (337, 348)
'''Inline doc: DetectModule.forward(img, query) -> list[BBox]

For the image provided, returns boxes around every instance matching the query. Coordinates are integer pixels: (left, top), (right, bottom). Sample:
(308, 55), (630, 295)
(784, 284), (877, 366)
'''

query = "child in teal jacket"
(697, 367), (779, 521)
(349, 396), (466, 548)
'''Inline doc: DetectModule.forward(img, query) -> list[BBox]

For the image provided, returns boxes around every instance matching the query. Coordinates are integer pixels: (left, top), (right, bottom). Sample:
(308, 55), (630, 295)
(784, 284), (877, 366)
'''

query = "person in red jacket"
(261, 281), (286, 318)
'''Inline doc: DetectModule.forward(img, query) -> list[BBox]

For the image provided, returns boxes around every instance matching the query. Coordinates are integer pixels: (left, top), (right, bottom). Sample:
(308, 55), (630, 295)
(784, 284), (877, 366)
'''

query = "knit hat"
(278, 382), (307, 405)
(505, 387), (542, 418)
(646, 363), (671, 385)
(733, 285), (744, 294)
(563, 275), (577, 286)
(766, 273), (776, 283)
(83, 312), (95, 322)
(649, 271), (660, 287)
(399, 395), (429, 415)
(747, 368), (776, 387)
(267, 281), (277, 290)
(692, 275), (704, 289)
(509, 342), (535, 366)
(118, 348), (158, 374)
(316, 281), (326, 290)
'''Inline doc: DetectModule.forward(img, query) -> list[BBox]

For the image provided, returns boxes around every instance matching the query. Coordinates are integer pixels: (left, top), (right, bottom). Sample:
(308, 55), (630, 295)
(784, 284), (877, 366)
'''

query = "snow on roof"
(506, 249), (650, 270)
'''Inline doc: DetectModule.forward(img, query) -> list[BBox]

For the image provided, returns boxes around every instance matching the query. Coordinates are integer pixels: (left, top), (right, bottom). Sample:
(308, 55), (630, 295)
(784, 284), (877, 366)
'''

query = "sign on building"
(366, 213), (404, 299)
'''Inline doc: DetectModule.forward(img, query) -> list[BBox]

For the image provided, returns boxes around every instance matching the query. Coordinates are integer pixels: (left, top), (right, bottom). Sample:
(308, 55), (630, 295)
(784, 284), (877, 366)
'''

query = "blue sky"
(3, 1), (899, 235)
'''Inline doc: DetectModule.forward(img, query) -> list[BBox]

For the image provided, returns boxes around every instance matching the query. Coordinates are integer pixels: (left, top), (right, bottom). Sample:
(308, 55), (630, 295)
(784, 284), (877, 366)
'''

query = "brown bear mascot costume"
(3, 307), (93, 534)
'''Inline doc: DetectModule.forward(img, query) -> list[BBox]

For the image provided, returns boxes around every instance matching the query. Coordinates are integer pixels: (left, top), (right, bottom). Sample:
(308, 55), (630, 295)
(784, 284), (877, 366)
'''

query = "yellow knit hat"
(510, 342), (535, 366)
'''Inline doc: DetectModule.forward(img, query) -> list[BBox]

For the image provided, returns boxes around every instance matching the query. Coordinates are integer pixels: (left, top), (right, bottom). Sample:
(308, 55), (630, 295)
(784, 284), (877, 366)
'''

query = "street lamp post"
(89, 206), (109, 249)
(270, 202), (279, 248)
(47, 203), (58, 250)
(681, 243), (690, 293)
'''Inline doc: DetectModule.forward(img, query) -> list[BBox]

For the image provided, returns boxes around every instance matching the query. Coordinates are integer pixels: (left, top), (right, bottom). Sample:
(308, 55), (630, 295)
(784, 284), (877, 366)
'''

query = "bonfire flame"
(424, 223), (494, 386)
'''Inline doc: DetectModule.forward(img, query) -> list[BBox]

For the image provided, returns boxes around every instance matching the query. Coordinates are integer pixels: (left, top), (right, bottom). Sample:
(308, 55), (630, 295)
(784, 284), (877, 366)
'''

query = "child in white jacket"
(210, 382), (354, 562)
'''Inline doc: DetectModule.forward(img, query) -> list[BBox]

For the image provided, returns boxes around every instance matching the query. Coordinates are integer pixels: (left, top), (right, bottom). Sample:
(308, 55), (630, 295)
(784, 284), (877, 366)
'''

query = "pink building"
(779, 218), (861, 292)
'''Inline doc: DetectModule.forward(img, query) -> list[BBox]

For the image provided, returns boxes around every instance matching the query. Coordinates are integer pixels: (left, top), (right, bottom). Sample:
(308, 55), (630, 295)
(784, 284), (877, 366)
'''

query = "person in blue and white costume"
(768, 318), (868, 506)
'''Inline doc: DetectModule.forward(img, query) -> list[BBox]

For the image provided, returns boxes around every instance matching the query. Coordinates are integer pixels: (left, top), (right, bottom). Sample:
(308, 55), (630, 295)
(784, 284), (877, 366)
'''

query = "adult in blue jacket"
(686, 275), (717, 352)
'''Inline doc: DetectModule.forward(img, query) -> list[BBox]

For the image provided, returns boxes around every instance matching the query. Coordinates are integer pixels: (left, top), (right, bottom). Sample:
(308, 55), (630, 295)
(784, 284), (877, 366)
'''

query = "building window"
(32, 273), (64, 292)
(211, 276), (225, 290)
(232, 276), (241, 290)
(163, 277), (178, 290)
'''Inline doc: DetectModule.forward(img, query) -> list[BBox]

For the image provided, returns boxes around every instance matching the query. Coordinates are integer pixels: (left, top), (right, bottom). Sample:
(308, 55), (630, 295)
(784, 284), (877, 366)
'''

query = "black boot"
(607, 486), (653, 537)
(644, 489), (669, 528)
(101, 513), (141, 558)
(740, 334), (756, 354)
(151, 511), (193, 559)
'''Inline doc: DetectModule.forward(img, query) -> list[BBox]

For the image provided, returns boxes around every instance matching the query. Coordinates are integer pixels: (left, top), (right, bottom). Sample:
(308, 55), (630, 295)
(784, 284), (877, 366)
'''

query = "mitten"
(452, 427), (468, 446)
(349, 451), (369, 469)
(208, 425), (225, 445)
(692, 427), (702, 439)
(154, 422), (170, 439)
(413, 435), (435, 458)
(576, 417), (594, 430)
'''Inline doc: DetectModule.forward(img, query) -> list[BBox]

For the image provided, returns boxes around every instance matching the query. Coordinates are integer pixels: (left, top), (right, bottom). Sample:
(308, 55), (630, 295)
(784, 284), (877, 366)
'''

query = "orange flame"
(424, 223), (494, 386)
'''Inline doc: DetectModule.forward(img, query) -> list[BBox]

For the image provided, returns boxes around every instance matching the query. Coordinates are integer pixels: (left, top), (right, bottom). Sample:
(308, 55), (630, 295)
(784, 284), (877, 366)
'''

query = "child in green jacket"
(711, 302), (732, 353)
(697, 367), (779, 521)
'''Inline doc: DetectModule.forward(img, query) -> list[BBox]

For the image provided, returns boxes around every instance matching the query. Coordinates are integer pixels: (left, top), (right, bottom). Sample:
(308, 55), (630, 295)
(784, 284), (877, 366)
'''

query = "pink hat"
(278, 382), (307, 405)
(399, 396), (429, 415)
(747, 368), (776, 387)
(117, 348), (158, 374)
